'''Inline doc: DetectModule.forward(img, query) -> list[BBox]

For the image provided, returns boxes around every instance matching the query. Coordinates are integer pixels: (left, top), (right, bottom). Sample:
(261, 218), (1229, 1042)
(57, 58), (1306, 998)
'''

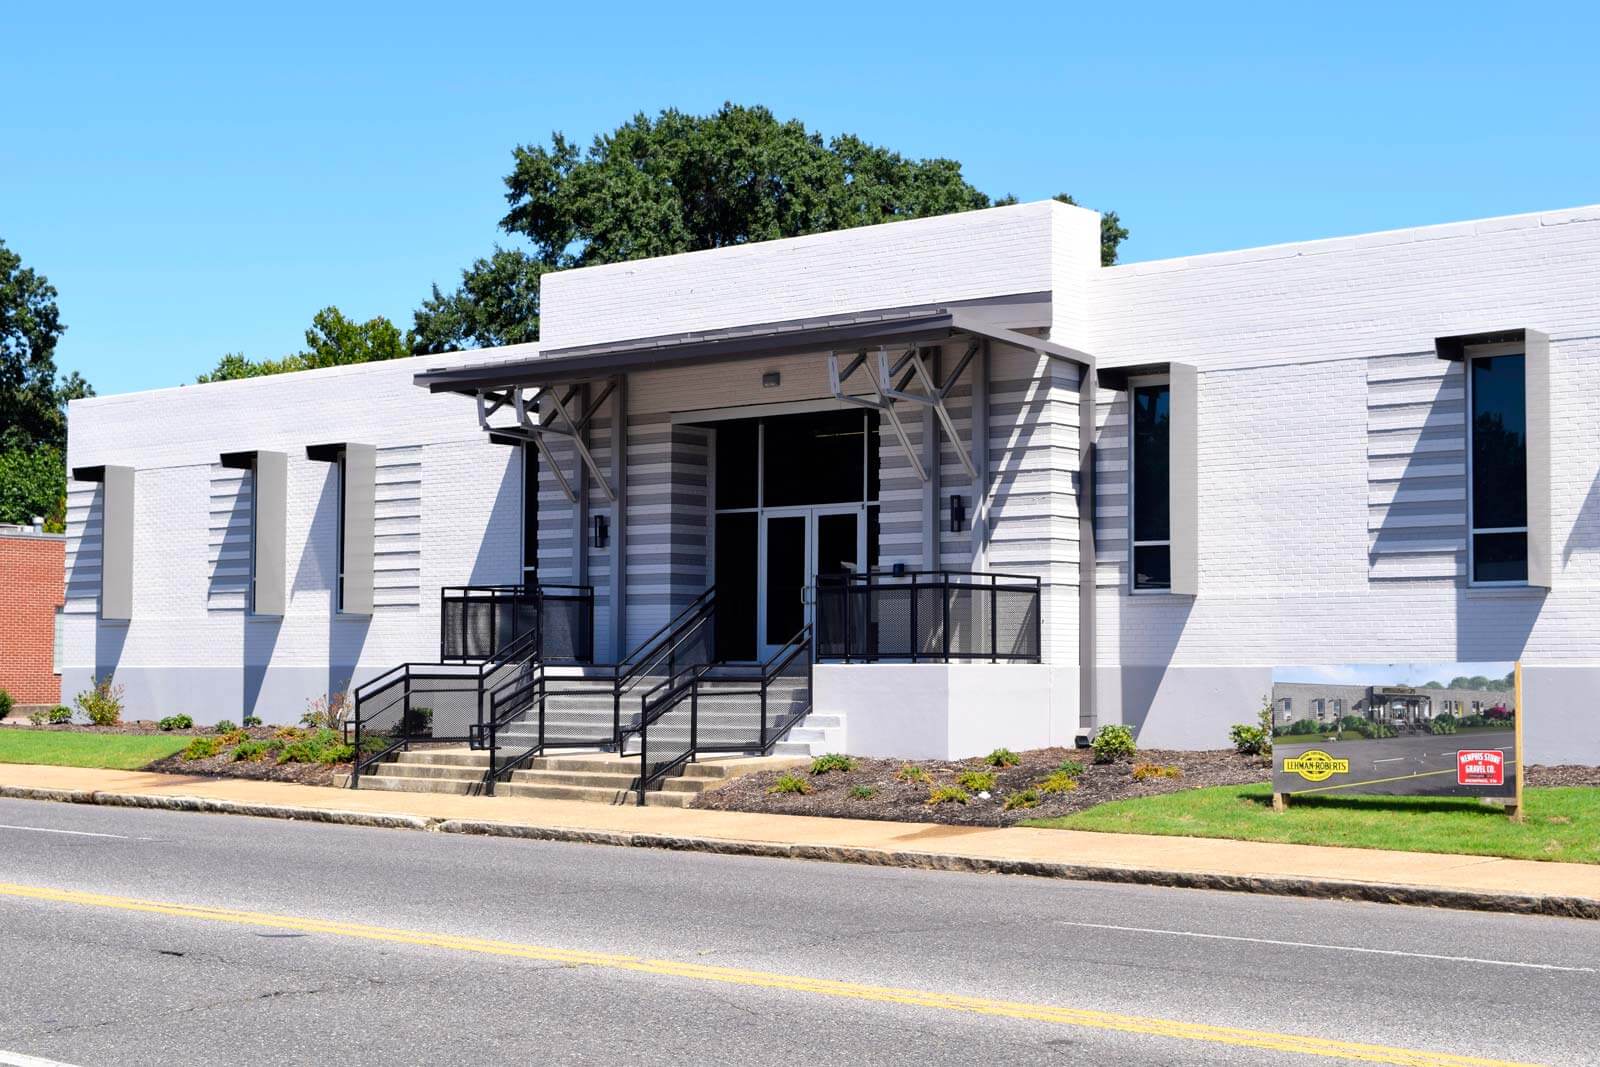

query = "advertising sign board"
(1269, 661), (1523, 815)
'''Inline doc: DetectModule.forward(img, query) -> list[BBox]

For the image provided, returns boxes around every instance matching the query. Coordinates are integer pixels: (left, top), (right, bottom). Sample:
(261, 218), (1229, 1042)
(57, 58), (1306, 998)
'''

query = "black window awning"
(412, 292), (1086, 395)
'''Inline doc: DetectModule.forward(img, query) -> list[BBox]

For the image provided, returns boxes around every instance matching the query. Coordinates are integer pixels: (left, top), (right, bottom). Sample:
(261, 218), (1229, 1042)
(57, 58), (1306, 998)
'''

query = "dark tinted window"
(715, 420), (759, 509)
(1133, 545), (1171, 592)
(762, 409), (867, 507)
(1131, 384), (1171, 545)
(522, 445), (538, 579)
(1470, 354), (1527, 583)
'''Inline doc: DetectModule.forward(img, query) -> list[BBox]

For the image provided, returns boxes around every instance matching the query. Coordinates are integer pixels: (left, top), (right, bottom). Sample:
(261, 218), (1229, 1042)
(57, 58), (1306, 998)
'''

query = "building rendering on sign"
(59, 199), (1600, 773)
(1270, 682), (1515, 728)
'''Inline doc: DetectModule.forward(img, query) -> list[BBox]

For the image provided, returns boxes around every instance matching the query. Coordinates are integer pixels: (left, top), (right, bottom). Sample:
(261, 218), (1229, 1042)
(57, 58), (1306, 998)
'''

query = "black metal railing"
(472, 588), (720, 796)
(814, 571), (1042, 663)
(440, 583), (594, 663)
(348, 625), (541, 787)
(634, 626), (813, 805)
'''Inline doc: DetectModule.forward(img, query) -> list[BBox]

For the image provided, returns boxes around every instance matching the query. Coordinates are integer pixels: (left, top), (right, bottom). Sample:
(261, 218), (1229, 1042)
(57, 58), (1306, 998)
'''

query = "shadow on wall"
(243, 618), (281, 721)
(467, 449), (523, 587)
(1114, 596), (1196, 741)
(1367, 357), (1469, 582)
(208, 479), (252, 606)
(1564, 471), (1600, 567)
(1455, 587), (1541, 665)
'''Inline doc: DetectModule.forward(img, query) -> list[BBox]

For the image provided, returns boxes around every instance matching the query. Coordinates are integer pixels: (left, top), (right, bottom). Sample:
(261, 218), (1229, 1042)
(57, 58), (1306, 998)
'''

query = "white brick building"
(62, 200), (1600, 768)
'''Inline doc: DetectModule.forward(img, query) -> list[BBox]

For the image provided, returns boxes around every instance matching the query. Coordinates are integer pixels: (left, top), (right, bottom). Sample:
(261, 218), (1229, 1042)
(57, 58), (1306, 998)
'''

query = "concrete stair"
(770, 712), (846, 757)
(341, 747), (805, 805)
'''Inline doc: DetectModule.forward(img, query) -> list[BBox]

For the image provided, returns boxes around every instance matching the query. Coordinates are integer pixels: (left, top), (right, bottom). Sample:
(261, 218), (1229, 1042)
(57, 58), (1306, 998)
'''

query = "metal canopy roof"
(412, 292), (1087, 395)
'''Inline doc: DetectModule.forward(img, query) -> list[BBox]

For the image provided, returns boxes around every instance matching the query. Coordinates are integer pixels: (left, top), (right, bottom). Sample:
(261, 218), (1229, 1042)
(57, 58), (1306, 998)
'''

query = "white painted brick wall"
(540, 202), (1064, 349)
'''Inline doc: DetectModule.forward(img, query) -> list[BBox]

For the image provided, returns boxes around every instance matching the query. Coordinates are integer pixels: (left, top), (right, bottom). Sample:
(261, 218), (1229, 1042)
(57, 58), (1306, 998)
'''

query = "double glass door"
(759, 506), (863, 659)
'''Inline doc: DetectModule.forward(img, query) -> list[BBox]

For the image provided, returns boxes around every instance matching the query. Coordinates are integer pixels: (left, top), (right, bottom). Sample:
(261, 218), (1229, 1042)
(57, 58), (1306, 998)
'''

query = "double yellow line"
(0, 881), (1540, 1067)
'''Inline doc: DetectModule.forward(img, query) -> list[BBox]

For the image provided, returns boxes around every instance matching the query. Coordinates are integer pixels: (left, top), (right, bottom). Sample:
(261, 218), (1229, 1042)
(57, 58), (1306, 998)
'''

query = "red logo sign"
(1457, 750), (1505, 787)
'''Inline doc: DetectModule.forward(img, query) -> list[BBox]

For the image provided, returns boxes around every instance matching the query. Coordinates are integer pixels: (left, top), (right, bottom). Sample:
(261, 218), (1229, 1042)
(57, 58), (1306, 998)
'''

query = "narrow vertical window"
(1130, 381), (1171, 592)
(336, 453), (347, 611)
(522, 444), (538, 586)
(1468, 353), (1528, 584)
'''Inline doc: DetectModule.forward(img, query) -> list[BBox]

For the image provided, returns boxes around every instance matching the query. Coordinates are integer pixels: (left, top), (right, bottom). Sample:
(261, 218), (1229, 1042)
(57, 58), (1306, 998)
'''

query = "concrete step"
(370, 762), (483, 782)
(352, 774), (478, 796)
(508, 769), (641, 790)
(390, 749), (489, 769)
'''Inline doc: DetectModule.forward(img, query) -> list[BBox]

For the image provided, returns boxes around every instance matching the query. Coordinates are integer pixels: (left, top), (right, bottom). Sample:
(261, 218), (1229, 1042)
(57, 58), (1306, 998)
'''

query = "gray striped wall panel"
(373, 445), (422, 609)
(206, 464), (252, 611)
(1367, 354), (1467, 583)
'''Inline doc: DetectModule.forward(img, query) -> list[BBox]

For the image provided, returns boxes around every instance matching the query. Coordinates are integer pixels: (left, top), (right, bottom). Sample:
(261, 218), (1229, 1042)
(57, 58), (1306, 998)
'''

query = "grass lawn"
(1022, 783), (1600, 865)
(0, 730), (189, 770)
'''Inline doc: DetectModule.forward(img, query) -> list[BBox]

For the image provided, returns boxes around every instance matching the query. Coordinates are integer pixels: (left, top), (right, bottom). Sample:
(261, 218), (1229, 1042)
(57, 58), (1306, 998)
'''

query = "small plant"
(158, 714), (194, 732)
(810, 753), (857, 775)
(48, 705), (72, 724)
(182, 736), (221, 761)
(926, 785), (970, 806)
(956, 769), (997, 792)
(232, 740), (272, 762)
(1037, 770), (1080, 794)
(29, 710), (50, 726)
(1003, 789), (1041, 811)
(848, 785), (878, 800)
(74, 676), (125, 726)
(219, 729), (249, 746)
(402, 705), (434, 736)
(0, 689), (12, 720)
(1131, 762), (1183, 782)
(1057, 758), (1086, 778)
(274, 726), (307, 741)
(894, 764), (931, 784)
(1091, 724), (1136, 764)
(213, 719), (238, 734)
(767, 773), (812, 795)
(243, 715), (262, 727)
(1229, 722), (1271, 757)
(301, 688), (350, 731)
(985, 747), (1021, 768)
(276, 728), (351, 765)
(1428, 715), (1458, 736)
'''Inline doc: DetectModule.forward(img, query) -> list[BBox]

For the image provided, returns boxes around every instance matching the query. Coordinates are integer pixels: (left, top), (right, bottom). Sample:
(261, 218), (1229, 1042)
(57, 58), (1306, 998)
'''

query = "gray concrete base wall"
(57, 665), (386, 727)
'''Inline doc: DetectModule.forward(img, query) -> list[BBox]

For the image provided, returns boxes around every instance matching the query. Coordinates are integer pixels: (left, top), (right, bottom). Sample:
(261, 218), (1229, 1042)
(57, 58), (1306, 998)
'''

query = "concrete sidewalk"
(4, 763), (1598, 919)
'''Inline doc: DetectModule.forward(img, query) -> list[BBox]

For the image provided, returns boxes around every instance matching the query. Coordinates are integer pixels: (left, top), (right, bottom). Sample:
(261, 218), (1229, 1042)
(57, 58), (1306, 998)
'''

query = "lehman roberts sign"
(1270, 663), (1525, 818)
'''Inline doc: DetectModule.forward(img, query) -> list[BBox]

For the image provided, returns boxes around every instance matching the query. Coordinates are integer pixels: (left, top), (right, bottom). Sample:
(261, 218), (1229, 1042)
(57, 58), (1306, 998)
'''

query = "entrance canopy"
(412, 294), (1089, 396)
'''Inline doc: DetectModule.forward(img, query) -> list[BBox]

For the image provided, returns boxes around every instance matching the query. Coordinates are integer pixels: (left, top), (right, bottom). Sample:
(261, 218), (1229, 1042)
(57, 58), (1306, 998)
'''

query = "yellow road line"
(0, 881), (1542, 1067)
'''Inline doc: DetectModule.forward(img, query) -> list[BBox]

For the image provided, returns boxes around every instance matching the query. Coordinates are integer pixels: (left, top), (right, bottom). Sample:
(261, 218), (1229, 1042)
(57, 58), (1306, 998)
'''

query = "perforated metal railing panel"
(405, 671), (483, 739)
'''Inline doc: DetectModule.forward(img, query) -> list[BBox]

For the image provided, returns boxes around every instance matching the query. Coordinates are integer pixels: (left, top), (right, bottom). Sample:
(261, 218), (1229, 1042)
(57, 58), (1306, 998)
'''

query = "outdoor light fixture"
(762, 371), (781, 388)
(892, 562), (907, 578)
(949, 494), (967, 533)
(591, 514), (609, 549)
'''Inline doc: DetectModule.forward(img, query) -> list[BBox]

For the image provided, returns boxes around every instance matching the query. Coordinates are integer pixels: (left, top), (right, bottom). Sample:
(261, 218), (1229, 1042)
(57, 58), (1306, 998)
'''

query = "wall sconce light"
(591, 514), (609, 549)
(762, 371), (781, 389)
(892, 562), (907, 578)
(949, 494), (967, 533)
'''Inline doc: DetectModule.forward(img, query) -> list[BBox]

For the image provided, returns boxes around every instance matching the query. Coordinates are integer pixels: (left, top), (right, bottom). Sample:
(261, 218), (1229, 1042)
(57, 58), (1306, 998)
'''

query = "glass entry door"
(759, 506), (863, 658)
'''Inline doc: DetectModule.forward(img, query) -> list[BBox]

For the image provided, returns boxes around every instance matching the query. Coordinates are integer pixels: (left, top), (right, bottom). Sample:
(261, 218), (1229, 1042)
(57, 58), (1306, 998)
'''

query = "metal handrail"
(634, 626), (812, 805)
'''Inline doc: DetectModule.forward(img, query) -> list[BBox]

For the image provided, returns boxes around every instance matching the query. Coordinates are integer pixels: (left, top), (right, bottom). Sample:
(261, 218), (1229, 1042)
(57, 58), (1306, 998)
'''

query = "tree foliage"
(414, 104), (1128, 353)
(198, 306), (411, 382)
(1, 239), (92, 452)
(0, 443), (65, 528)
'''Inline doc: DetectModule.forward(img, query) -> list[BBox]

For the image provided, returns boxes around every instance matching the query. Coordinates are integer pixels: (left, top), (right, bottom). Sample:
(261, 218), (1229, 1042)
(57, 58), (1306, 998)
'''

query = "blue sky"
(1275, 664), (1515, 688)
(5, 1), (1598, 396)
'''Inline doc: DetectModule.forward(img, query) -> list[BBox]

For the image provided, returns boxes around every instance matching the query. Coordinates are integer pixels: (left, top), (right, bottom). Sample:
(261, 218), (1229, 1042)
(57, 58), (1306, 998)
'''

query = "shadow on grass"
(1236, 789), (1501, 818)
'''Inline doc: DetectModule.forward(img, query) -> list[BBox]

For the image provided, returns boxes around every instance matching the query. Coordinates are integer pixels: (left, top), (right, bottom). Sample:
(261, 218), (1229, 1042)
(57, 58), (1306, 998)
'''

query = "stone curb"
(6, 784), (1598, 921)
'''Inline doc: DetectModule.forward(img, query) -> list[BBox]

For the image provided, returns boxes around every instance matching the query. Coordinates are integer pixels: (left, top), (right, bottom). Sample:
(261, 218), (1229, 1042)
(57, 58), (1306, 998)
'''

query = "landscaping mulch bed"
(143, 733), (350, 787)
(1, 720), (230, 736)
(1526, 764), (1600, 787)
(695, 748), (1271, 827)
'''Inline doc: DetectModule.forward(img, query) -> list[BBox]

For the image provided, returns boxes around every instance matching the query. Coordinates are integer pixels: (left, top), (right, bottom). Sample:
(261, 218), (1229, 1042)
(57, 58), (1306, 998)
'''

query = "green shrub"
(402, 705), (433, 736)
(1131, 762), (1182, 782)
(1037, 770), (1080, 795)
(1229, 723), (1271, 756)
(894, 764), (931, 784)
(158, 714), (194, 732)
(1091, 724), (1136, 764)
(810, 753), (857, 775)
(276, 728), (349, 765)
(232, 740), (272, 762)
(984, 747), (1020, 768)
(926, 785), (970, 806)
(74, 676), (125, 726)
(218, 729), (248, 746)
(1056, 759), (1085, 778)
(0, 689), (12, 720)
(48, 705), (72, 724)
(243, 715), (262, 727)
(848, 785), (878, 800)
(767, 773), (811, 795)
(29, 710), (49, 726)
(274, 726), (307, 741)
(182, 736), (221, 760)
(1428, 716), (1458, 736)
(213, 719), (237, 734)
(1002, 789), (1040, 811)
(956, 770), (997, 792)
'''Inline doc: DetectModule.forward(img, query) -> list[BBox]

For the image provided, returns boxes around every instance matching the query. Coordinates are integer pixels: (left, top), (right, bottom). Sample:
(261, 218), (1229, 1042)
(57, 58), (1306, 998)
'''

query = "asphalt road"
(0, 799), (1596, 1066)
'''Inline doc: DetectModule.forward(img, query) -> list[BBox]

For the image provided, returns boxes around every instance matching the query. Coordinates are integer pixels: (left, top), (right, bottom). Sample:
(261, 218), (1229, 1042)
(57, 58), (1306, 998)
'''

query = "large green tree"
(198, 306), (411, 382)
(0, 240), (92, 527)
(413, 104), (1127, 353)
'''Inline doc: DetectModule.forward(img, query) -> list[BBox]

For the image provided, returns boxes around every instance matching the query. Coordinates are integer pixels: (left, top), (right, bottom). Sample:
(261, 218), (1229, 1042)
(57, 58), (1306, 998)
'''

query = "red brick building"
(0, 527), (66, 708)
